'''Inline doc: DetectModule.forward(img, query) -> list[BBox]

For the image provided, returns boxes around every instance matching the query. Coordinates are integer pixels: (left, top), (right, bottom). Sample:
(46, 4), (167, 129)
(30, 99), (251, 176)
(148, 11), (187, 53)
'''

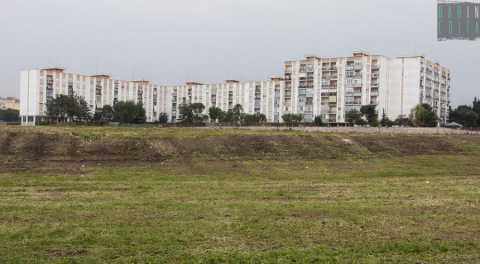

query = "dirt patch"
(351, 135), (462, 155)
(0, 128), (472, 162)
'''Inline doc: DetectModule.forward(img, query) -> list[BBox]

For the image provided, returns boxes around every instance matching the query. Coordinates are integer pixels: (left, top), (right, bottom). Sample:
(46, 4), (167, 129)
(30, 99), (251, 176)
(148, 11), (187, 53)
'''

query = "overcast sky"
(1, 0), (478, 105)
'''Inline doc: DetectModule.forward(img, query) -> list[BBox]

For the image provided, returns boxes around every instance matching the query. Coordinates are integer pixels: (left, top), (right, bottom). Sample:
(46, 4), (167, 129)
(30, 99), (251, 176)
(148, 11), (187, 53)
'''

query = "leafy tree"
(220, 110), (234, 124)
(76, 97), (91, 122)
(158, 113), (169, 124)
(380, 111), (394, 127)
(345, 110), (364, 125)
(232, 104), (243, 126)
(449, 105), (478, 128)
(94, 105), (114, 123)
(191, 103), (205, 115)
(46, 95), (69, 122)
(133, 103), (146, 124)
(46, 94), (91, 123)
(410, 104), (438, 127)
(394, 116), (412, 127)
(113, 101), (146, 124)
(179, 103), (207, 125)
(101, 105), (114, 122)
(208, 107), (223, 124)
(313, 116), (324, 126)
(360, 105), (379, 127)
(242, 113), (267, 126)
(0, 109), (20, 122)
(473, 97), (480, 115)
(179, 103), (194, 124)
(282, 113), (303, 127)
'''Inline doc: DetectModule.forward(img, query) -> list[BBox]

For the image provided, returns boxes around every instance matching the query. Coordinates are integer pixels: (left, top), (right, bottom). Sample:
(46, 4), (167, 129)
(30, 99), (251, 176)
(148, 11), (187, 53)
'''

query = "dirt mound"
(0, 127), (471, 163)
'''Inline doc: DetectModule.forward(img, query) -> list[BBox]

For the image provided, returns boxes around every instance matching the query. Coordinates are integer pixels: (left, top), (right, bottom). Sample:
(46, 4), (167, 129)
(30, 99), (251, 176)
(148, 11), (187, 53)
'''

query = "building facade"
(284, 53), (451, 124)
(0, 97), (20, 110)
(20, 52), (451, 126)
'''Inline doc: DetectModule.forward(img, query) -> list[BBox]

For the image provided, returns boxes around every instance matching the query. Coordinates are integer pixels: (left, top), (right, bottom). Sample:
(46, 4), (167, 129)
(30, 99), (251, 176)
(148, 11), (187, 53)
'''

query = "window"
(457, 5), (462, 18)
(299, 64), (306, 73)
(438, 6), (443, 18)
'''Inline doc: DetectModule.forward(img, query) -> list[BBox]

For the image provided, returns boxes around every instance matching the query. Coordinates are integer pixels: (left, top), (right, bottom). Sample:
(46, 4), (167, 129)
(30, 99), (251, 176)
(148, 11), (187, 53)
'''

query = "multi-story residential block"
(284, 52), (451, 124)
(156, 78), (285, 123)
(19, 52), (451, 126)
(20, 68), (159, 124)
(0, 97), (20, 110)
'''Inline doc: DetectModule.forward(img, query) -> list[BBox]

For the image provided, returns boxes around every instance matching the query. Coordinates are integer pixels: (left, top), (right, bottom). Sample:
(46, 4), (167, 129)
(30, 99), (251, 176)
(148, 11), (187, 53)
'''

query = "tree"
(313, 116), (324, 126)
(46, 94), (91, 123)
(101, 105), (114, 122)
(449, 105), (478, 128)
(191, 103), (205, 115)
(282, 113), (303, 127)
(242, 113), (267, 126)
(158, 113), (169, 124)
(179, 103), (207, 125)
(94, 105), (114, 123)
(220, 110), (234, 124)
(179, 103), (194, 124)
(473, 97), (480, 115)
(76, 97), (91, 122)
(394, 116), (412, 127)
(46, 95), (69, 122)
(410, 104), (438, 127)
(380, 111), (393, 127)
(209, 107), (223, 124)
(113, 101), (146, 124)
(0, 109), (20, 122)
(360, 105), (379, 127)
(232, 104), (243, 126)
(345, 110), (364, 125)
(191, 103), (208, 124)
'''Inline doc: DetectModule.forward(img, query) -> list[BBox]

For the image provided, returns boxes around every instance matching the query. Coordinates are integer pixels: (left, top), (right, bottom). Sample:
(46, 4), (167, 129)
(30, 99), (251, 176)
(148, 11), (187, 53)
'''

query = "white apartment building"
(157, 78), (285, 123)
(20, 52), (451, 125)
(20, 68), (160, 124)
(20, 68), (285, 125)
(284, 52), (451, 124)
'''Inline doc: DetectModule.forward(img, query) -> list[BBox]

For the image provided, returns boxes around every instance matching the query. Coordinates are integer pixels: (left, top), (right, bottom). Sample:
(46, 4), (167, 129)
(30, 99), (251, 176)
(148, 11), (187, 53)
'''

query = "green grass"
(0, 127), (480, 263)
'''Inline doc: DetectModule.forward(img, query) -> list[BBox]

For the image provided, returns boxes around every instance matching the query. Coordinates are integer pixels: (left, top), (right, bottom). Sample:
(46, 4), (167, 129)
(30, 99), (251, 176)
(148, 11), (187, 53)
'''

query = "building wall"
(0, 98), (20, 111)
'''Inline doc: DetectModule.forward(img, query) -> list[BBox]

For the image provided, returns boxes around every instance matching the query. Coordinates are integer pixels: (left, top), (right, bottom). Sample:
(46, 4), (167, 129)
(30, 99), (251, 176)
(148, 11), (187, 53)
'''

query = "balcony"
(352, 82), (363, 88)
(345, 66), (354, 71)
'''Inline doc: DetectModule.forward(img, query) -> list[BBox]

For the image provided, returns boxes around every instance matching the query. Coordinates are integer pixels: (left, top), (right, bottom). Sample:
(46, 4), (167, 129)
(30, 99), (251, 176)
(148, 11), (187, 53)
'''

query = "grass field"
(0, 127), (479, 263)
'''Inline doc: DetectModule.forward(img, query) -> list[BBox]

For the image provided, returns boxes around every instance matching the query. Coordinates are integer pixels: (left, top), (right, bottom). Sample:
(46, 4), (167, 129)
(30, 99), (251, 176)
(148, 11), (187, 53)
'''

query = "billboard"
(438, 0), (480, 40)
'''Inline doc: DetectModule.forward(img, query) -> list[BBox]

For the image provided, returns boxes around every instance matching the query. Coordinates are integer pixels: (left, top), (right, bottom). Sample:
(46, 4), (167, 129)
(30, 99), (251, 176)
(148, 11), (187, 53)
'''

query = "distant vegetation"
(449, 98), (480, 128)
(45, 94), (146, 125)
(42, 94), (480, 129)
(0, 108), (19, 122)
